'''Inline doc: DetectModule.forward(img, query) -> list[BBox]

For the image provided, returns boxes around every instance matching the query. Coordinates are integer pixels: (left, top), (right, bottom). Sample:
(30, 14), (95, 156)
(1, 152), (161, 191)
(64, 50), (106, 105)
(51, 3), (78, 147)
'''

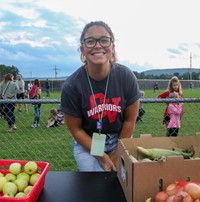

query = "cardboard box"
(117, 134), (200, 202)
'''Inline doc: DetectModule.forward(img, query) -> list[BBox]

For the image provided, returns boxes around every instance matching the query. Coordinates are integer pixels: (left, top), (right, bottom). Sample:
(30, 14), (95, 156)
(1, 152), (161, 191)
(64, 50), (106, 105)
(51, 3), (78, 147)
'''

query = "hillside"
(142, 68), (200, 76)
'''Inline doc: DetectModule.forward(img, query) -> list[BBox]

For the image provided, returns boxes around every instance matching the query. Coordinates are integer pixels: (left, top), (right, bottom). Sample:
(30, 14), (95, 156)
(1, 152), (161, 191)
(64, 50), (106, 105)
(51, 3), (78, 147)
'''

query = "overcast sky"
(1, 0), (200, 78)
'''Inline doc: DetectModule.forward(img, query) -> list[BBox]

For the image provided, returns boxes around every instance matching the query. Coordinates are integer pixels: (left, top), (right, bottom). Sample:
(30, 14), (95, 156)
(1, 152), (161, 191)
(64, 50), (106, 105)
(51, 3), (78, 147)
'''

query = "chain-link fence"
(0, 98), (200, 171)
(24, 79), (200, 92)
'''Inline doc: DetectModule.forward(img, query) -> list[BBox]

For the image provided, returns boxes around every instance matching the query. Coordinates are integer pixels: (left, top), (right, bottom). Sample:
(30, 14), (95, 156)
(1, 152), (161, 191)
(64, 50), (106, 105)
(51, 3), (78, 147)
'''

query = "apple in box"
(30, 173), (40, 185)
(3, 182), (18, 197)
(15, 192), (26, 198)
(0, 177), (7, 192)
(5, 173), (16, 183)
(15, 178), (28, 192)
(9, 162), (21, 175)
(24, 185), (33, 195)
(17, 172), (30, 183)
(24, 161), (38, 175)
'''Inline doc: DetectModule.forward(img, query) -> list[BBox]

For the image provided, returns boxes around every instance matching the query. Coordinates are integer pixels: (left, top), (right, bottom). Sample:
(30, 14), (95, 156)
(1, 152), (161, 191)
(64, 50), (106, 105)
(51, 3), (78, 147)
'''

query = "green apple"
(0, 172), (4, 177)
(15, 178), (28, 192)
(9, 162), (21, 175)
(15, 192), (26, 198)
(3, 182), (18, 196)
(0, 177), (7, 192)
(30, 173), (40, 186)
(17, 172), (30, 183)
(5, 173), (17, 182)
(24, 161), (38, 175)
(24, 185), (33, 195)
(4, 193), (15, 197)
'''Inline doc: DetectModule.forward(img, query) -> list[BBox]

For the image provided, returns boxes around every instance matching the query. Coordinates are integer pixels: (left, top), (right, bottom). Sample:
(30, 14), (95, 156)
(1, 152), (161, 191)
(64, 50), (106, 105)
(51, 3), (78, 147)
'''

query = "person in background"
(60, 21), (140, 172)
(0, 73), (19, 132)
(0, 75), (5, 119)
(45, 79), (50, 97)
(153, 82), (159, 92)
(32, 87), (42, 128)
(157, 76), (183, 132)
(16, 74), (28, 112)
(167, 92), (184, 136)
(189, 82), (193, 90)
(136, 91), (145, 123)
(29, 79), (40, 99)
(46, 108), (59, 128)
(57, 108), (64, 125)
(27, 81), (33, 93)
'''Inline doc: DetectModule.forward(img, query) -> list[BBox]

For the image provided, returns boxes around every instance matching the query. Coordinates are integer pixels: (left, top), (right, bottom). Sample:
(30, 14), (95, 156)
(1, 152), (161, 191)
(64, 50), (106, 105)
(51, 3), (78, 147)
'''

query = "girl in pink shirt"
(167, 92), (184, 136)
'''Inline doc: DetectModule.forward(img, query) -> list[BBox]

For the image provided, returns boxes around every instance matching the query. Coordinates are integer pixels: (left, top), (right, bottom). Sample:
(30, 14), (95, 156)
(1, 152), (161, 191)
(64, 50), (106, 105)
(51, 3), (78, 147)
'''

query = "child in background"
(46, 108), (59, 128)
(157, 76), (183, 127)
(136, 91), (145, 123)
(29, 79), (40, 99)
(57, 108), (64, 125)
(32, 87), (42, 128)
(167, 92), (184, 137)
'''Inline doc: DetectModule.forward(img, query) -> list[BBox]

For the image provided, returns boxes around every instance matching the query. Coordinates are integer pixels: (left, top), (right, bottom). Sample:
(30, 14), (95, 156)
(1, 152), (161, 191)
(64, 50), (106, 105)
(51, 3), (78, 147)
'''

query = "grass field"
(0, 87), (199, 171)
(135, 87), (200, 138)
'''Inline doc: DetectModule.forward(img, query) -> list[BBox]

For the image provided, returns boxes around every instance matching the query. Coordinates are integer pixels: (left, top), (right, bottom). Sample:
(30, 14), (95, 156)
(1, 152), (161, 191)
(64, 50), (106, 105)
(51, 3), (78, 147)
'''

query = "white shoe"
(12, 124), (17, 130)
(32, 124), (37, 128)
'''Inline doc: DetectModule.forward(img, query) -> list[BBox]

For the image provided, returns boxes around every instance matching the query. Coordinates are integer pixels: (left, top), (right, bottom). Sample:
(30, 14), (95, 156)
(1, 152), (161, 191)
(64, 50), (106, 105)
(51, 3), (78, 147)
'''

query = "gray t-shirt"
(16, 80), (25, 93)
(0, 81), (19, 99)
(61, 63), (140, 136)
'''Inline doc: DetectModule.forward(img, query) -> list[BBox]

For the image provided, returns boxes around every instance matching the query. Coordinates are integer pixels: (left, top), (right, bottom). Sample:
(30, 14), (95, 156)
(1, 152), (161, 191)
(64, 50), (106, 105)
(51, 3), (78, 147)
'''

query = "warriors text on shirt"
(87, 93), (121, 123)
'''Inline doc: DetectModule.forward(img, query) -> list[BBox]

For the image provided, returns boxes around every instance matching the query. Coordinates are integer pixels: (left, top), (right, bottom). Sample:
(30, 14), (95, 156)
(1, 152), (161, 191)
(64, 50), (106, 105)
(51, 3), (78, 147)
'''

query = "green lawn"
(0, 87), (199, 171)
(135, 87), (200, 137)
(143, 87), (200, 98)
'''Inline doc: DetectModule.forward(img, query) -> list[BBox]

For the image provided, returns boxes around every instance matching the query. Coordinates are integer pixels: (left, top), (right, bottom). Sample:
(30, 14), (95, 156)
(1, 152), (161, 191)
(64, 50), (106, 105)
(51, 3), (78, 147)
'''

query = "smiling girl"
(61, 21), (140, 172)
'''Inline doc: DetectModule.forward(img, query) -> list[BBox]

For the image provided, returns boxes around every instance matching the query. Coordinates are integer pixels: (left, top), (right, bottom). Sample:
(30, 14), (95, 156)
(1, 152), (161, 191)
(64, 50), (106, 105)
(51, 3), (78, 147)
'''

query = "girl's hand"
(110, 150), (118, 168)
(97, 153), (116, 171)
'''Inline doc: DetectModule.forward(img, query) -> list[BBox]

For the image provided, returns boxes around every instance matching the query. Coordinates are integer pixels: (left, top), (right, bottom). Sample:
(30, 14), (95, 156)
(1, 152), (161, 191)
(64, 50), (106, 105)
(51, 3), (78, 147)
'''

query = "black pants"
(167, 128), (179, 137)
(0, 103), (5, 118)
(136, 108), (145, 122)
(3, 103), (16, 127)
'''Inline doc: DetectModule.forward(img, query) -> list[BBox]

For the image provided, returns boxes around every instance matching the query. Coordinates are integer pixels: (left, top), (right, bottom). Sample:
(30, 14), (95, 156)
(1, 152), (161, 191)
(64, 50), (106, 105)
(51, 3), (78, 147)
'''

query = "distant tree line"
(133, 71), (200, 80)
(0, 64), (199, 81)
(0, 64), (19, 80)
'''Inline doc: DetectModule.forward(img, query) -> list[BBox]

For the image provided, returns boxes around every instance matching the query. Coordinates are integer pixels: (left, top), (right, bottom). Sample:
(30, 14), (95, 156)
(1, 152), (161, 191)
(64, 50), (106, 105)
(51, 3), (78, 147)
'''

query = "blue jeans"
(33, 106), (40, 124)
(73, 133), (118, 172)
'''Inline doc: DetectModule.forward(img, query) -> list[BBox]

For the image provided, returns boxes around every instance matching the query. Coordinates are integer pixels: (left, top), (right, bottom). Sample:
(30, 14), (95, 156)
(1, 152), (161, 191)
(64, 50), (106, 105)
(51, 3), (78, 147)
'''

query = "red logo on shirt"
(87, 93), (121, 123)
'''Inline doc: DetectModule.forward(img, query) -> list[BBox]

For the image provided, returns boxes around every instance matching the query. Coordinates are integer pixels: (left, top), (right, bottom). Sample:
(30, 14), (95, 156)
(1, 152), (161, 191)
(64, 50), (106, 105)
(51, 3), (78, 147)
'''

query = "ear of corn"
(137, 146), (195, 160)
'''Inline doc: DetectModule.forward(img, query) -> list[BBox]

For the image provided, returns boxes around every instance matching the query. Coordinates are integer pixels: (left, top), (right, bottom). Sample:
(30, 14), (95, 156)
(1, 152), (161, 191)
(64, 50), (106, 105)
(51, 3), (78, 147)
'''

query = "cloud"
(0, 2), (83, 77)
(167, 48), (182, 55)
(1, 0), (200, 77)
(178, 43), (188, 52)
(196, 43), (200, 49)
(1, 1), (40, 20)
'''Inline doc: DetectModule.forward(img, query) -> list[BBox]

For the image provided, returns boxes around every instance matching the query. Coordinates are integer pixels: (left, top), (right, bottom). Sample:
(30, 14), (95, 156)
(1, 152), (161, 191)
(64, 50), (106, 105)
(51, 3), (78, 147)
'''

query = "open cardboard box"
(117, 133), (200, 202)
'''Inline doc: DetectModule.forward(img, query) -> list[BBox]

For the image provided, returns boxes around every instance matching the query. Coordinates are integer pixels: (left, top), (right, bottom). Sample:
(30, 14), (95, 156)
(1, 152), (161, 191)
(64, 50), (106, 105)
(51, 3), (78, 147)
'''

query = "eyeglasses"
(82, 37), (113, 48)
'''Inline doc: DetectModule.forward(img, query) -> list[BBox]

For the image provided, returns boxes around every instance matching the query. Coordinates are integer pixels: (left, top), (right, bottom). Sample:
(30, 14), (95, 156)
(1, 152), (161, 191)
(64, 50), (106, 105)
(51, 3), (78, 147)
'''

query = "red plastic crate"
(0, 159), (50, 202)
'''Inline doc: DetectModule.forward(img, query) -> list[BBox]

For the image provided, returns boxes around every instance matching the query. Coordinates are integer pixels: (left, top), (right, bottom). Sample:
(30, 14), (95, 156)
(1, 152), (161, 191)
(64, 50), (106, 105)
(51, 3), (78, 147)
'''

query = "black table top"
(37, 171), (127, 202)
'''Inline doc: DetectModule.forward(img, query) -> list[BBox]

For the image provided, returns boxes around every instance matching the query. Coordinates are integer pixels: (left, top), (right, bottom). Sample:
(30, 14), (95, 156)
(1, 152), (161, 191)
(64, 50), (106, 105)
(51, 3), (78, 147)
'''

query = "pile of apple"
(0, 161), (41, 198)
(154, 181), (200, 202)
